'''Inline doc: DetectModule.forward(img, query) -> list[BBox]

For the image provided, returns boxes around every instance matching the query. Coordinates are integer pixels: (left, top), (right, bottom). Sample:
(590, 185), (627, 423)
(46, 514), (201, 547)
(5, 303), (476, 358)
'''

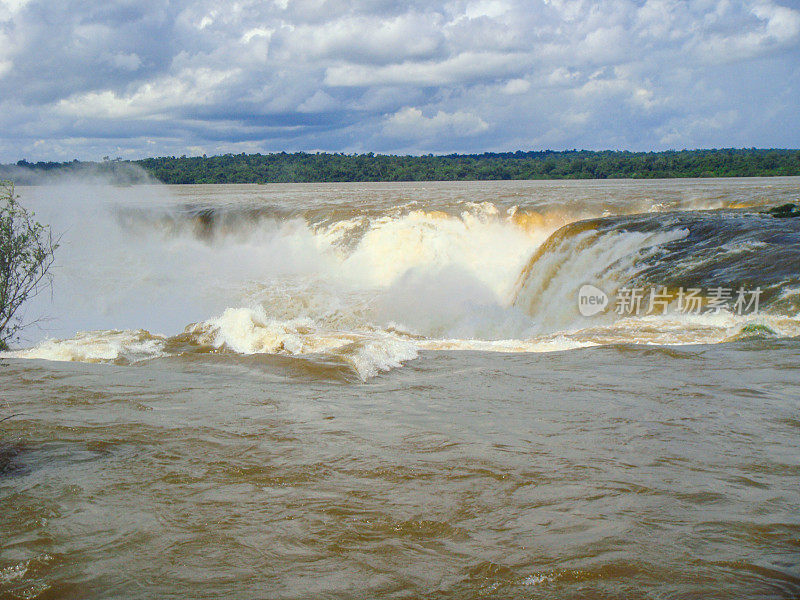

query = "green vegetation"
(732, 323), (778, 341)
(2, 148), (800, 185)
(0, 182), (58, 350)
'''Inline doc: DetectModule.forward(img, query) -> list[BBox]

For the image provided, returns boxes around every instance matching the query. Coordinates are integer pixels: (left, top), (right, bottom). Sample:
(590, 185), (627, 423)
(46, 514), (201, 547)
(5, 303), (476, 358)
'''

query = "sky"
(0, 0), (798, 161)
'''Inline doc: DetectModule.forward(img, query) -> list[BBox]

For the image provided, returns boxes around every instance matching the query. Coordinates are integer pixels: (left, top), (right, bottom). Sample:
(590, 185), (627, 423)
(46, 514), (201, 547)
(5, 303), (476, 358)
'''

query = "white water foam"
(6, 182), (798, 379)
(189, 306), (418, 381)
(6, 329), (166, 364)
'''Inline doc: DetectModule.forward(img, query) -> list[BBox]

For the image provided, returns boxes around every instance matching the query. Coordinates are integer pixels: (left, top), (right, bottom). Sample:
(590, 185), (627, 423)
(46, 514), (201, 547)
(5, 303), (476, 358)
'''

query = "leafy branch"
(0, 181), (59, 350)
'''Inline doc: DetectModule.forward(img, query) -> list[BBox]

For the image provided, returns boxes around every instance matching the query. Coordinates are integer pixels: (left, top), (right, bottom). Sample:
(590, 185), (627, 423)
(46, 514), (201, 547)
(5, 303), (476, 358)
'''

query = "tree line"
(3, 148), (799, 185)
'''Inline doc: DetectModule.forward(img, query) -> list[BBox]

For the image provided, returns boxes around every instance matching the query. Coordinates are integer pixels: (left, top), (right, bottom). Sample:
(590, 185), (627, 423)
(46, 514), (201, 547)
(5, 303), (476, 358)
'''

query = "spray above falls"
(5, 180), (800, 380)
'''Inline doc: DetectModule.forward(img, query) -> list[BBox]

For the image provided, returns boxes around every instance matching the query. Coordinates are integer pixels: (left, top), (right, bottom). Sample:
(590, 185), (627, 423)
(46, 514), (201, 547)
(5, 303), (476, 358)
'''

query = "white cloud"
(754, 2), (800, 42)
(285, 13), (445, 64)
(578, 25), (629, 63)
(325, 51), (528, 86)
(297, 90), (338, 112)
(56, 67), (241, 119)
(692, 0), (800, 63)
(0, 0), (797, 160)
(546, 67), (579, 86)
(501, 78), (530, 94)
(465, 0), (511, 20)
(384, 107), (489, 139)
(0, 0), (31, 18)
(241, 27), (274, 44)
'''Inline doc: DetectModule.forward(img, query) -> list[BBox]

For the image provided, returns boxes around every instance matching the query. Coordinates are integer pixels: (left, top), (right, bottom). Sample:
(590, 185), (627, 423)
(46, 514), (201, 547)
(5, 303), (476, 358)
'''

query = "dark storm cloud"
(0, 0), (798, 160)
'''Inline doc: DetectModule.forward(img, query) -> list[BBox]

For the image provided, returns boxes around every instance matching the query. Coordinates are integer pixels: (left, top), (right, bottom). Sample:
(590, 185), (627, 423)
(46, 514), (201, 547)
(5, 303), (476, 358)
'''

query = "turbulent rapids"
(5, 180), (800, 380)
(3, 180), (800, 600)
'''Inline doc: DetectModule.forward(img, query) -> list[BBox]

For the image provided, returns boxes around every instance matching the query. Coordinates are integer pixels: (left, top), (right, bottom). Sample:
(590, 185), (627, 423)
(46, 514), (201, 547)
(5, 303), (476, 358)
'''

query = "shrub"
(0, 182), (58, 350)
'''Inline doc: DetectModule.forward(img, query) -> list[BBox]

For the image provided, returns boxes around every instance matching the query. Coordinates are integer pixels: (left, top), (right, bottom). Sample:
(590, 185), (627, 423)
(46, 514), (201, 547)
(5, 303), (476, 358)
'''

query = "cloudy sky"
(0, 0), (798, 161)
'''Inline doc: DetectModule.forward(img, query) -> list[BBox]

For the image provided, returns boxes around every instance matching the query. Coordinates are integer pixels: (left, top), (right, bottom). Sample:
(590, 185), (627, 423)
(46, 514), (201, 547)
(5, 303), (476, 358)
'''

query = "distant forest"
(3, 148), (800, 185)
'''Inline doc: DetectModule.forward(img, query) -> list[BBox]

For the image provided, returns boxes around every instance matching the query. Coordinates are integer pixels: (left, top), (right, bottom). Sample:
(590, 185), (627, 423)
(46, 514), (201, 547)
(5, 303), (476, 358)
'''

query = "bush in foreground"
(0, 182), (58, 350)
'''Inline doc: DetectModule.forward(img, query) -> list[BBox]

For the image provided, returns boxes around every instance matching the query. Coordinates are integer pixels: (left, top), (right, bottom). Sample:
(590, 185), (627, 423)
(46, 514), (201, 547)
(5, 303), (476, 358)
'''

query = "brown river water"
(1, 178), (799, 598)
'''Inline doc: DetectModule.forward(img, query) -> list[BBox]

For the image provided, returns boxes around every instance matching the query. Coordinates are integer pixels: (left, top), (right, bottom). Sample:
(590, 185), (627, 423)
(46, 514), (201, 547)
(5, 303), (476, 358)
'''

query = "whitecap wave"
(5, 329), (166, 364)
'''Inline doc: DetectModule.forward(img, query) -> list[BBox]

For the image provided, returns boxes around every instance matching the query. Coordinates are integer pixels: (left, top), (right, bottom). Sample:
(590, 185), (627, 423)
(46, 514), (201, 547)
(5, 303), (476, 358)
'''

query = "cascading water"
(5, 180), (800, 380)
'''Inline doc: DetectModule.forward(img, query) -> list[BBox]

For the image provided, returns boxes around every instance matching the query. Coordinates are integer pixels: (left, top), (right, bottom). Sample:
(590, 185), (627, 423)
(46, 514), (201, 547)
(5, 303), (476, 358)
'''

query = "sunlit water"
(2, 179), (799, 598)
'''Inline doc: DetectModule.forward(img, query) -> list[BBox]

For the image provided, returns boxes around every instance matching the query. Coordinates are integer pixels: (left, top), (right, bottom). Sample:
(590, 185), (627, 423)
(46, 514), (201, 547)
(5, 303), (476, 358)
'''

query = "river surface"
(2, 178), (799, 599)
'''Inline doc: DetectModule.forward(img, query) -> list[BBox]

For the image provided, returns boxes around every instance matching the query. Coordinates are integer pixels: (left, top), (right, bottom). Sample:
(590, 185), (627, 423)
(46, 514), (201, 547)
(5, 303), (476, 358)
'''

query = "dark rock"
(0, 442), (27, 476)
(764, 203), (800, 218)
